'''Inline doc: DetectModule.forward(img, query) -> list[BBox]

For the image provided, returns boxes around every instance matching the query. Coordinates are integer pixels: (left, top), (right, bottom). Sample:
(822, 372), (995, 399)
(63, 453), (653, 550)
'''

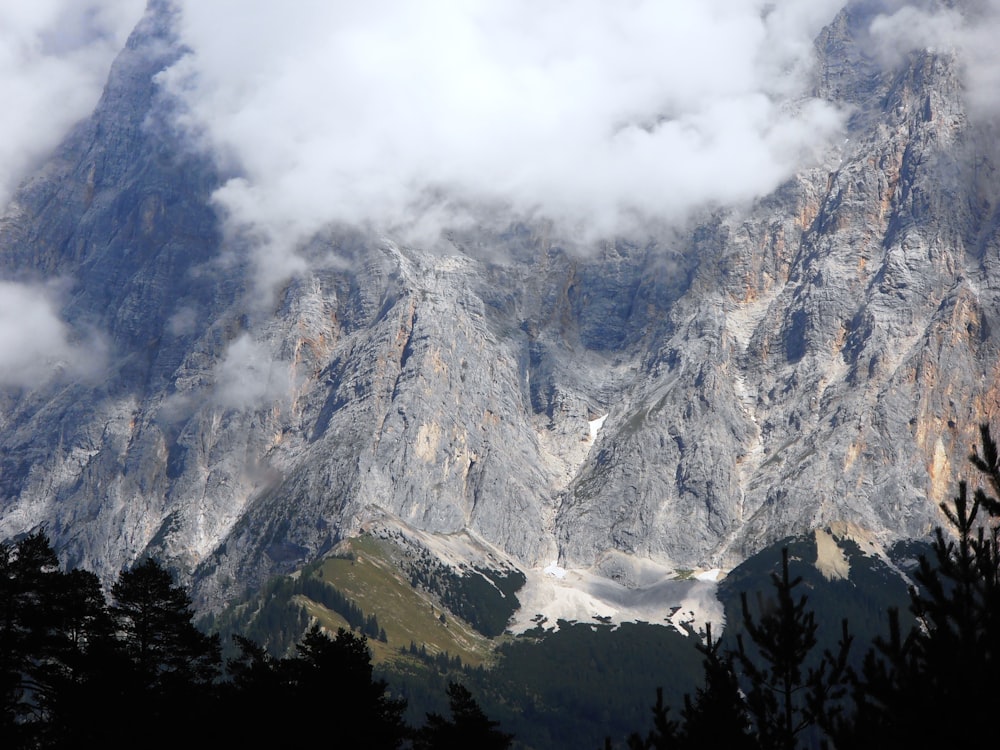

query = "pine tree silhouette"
(735, 548), (822, 750)
(109, 557), (222, 749)
(696, 547), (850, 750)
(680, 623), (756, 749)
(1, 531), (65, 747)
(414, 682), (513, 750)
(112, 557), (221, 688)
(626, 686), (680, 750)
(285, 625), (408, 748)
(846, 424), (1000, 747)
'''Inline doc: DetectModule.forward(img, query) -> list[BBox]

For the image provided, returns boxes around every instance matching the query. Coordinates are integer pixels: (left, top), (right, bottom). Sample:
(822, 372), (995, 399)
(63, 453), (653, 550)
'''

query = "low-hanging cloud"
(0, 0), (144, 209)
(158, 0), (848, 285)
(0, 282), (105, 388)
(212, 334), (292, 411)
(870, 0), (1000, 118)
(0, 2), (137, 392)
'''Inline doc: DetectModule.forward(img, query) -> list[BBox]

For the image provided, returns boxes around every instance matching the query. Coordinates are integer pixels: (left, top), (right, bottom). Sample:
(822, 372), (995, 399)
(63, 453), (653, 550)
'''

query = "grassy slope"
(312, 535), (495, 667)
(210, 529), (924, 749)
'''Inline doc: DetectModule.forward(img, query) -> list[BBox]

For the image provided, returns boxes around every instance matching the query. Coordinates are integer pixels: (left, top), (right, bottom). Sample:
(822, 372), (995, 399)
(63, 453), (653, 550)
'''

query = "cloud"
(870, 0), (1000, 117)
(0, 281), (105, 388)
(869, 5), (965, 67)
(0, 0), (145, 208)
(167, 305), (198, 337)
(0, 2), (138, 390)
(157, 0), (848, 285)
(212, 334), (292, 411)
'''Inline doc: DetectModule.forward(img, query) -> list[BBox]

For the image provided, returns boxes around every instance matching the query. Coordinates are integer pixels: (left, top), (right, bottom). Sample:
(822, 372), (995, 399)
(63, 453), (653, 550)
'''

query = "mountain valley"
(1, 0), (998, 670)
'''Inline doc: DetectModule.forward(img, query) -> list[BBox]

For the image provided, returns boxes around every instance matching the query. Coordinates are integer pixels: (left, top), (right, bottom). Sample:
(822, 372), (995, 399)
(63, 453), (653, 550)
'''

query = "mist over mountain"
(2, 0), (1000, 626)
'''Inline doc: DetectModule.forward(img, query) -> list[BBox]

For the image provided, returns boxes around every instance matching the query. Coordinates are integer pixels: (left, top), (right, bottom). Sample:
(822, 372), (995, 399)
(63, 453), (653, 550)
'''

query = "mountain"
(1, 0), (997, 628)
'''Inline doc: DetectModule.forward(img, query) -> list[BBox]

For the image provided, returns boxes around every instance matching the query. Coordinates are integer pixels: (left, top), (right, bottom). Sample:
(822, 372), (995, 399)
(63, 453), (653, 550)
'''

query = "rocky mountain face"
(2, 1), (999, 612)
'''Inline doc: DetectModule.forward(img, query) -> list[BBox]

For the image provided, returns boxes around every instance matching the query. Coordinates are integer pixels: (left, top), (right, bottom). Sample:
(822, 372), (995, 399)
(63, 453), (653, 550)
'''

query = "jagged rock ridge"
(1, 1), (999, 613)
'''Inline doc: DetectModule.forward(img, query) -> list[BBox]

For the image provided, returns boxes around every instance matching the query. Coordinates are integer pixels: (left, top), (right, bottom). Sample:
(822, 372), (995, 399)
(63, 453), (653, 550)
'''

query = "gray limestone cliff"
(2, 1), (999, 610)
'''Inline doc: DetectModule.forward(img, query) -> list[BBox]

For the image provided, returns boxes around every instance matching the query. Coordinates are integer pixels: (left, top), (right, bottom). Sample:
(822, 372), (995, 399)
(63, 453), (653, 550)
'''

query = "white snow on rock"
(694, 569), (722, 582)
(588, 413), (609, 442)
(544, 561), (568, 578)
(511, 559), (726, 636)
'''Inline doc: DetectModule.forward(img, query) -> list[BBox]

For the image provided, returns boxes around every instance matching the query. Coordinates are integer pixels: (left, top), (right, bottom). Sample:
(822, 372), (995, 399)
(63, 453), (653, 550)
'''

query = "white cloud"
(0, 0), (145, 208)
(212, 334), (291, 410)
(0, 1), (138, 389)
(869, 5), (965, 67)
(167, 305), (198, 337)
(870, 1), (1000, 117)
(0, 281), (104, 388)
(158, 0), (848, 286)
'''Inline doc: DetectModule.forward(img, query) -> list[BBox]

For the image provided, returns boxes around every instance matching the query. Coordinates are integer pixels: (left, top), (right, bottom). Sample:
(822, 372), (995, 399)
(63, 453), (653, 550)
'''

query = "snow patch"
(588, 413), (608, 442)
(694, 568), (722, 582)
(512, 560), (725, 636)
(544, 561), (567, 579)
(362, 517), (726, 638)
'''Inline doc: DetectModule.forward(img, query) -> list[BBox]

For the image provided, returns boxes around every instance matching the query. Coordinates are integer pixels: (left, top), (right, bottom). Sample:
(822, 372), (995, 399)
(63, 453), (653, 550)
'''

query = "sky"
(2, 0), (1000, 389)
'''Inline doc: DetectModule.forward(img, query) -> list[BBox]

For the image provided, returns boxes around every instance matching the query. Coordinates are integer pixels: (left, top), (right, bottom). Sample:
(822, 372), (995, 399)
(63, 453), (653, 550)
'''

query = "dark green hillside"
(486, 621), (705, 749)
(206, 534), (497, 667)
(201, 526), (931, 750)
(718, 529), (917, 667)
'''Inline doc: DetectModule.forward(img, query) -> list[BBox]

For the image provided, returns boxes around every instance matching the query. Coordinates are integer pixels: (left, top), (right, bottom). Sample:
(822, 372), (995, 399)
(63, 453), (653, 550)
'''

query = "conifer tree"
(414, 682), (513, 750)
(111, 557), (221, 689)
(845, 424), (1000, 747)
(39, 567), (118, 749)
(0, 532), (119, 749)
(734, 548), (819, 750)
(218, 635), (291, 746)
(0, 531), (65, 746)
(109, 557), (222, 749)
(730, 547), (851, 750)
(626, 687), (680, 750)
(680, 623), (756, 749)
(283, 624), (408, 748)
